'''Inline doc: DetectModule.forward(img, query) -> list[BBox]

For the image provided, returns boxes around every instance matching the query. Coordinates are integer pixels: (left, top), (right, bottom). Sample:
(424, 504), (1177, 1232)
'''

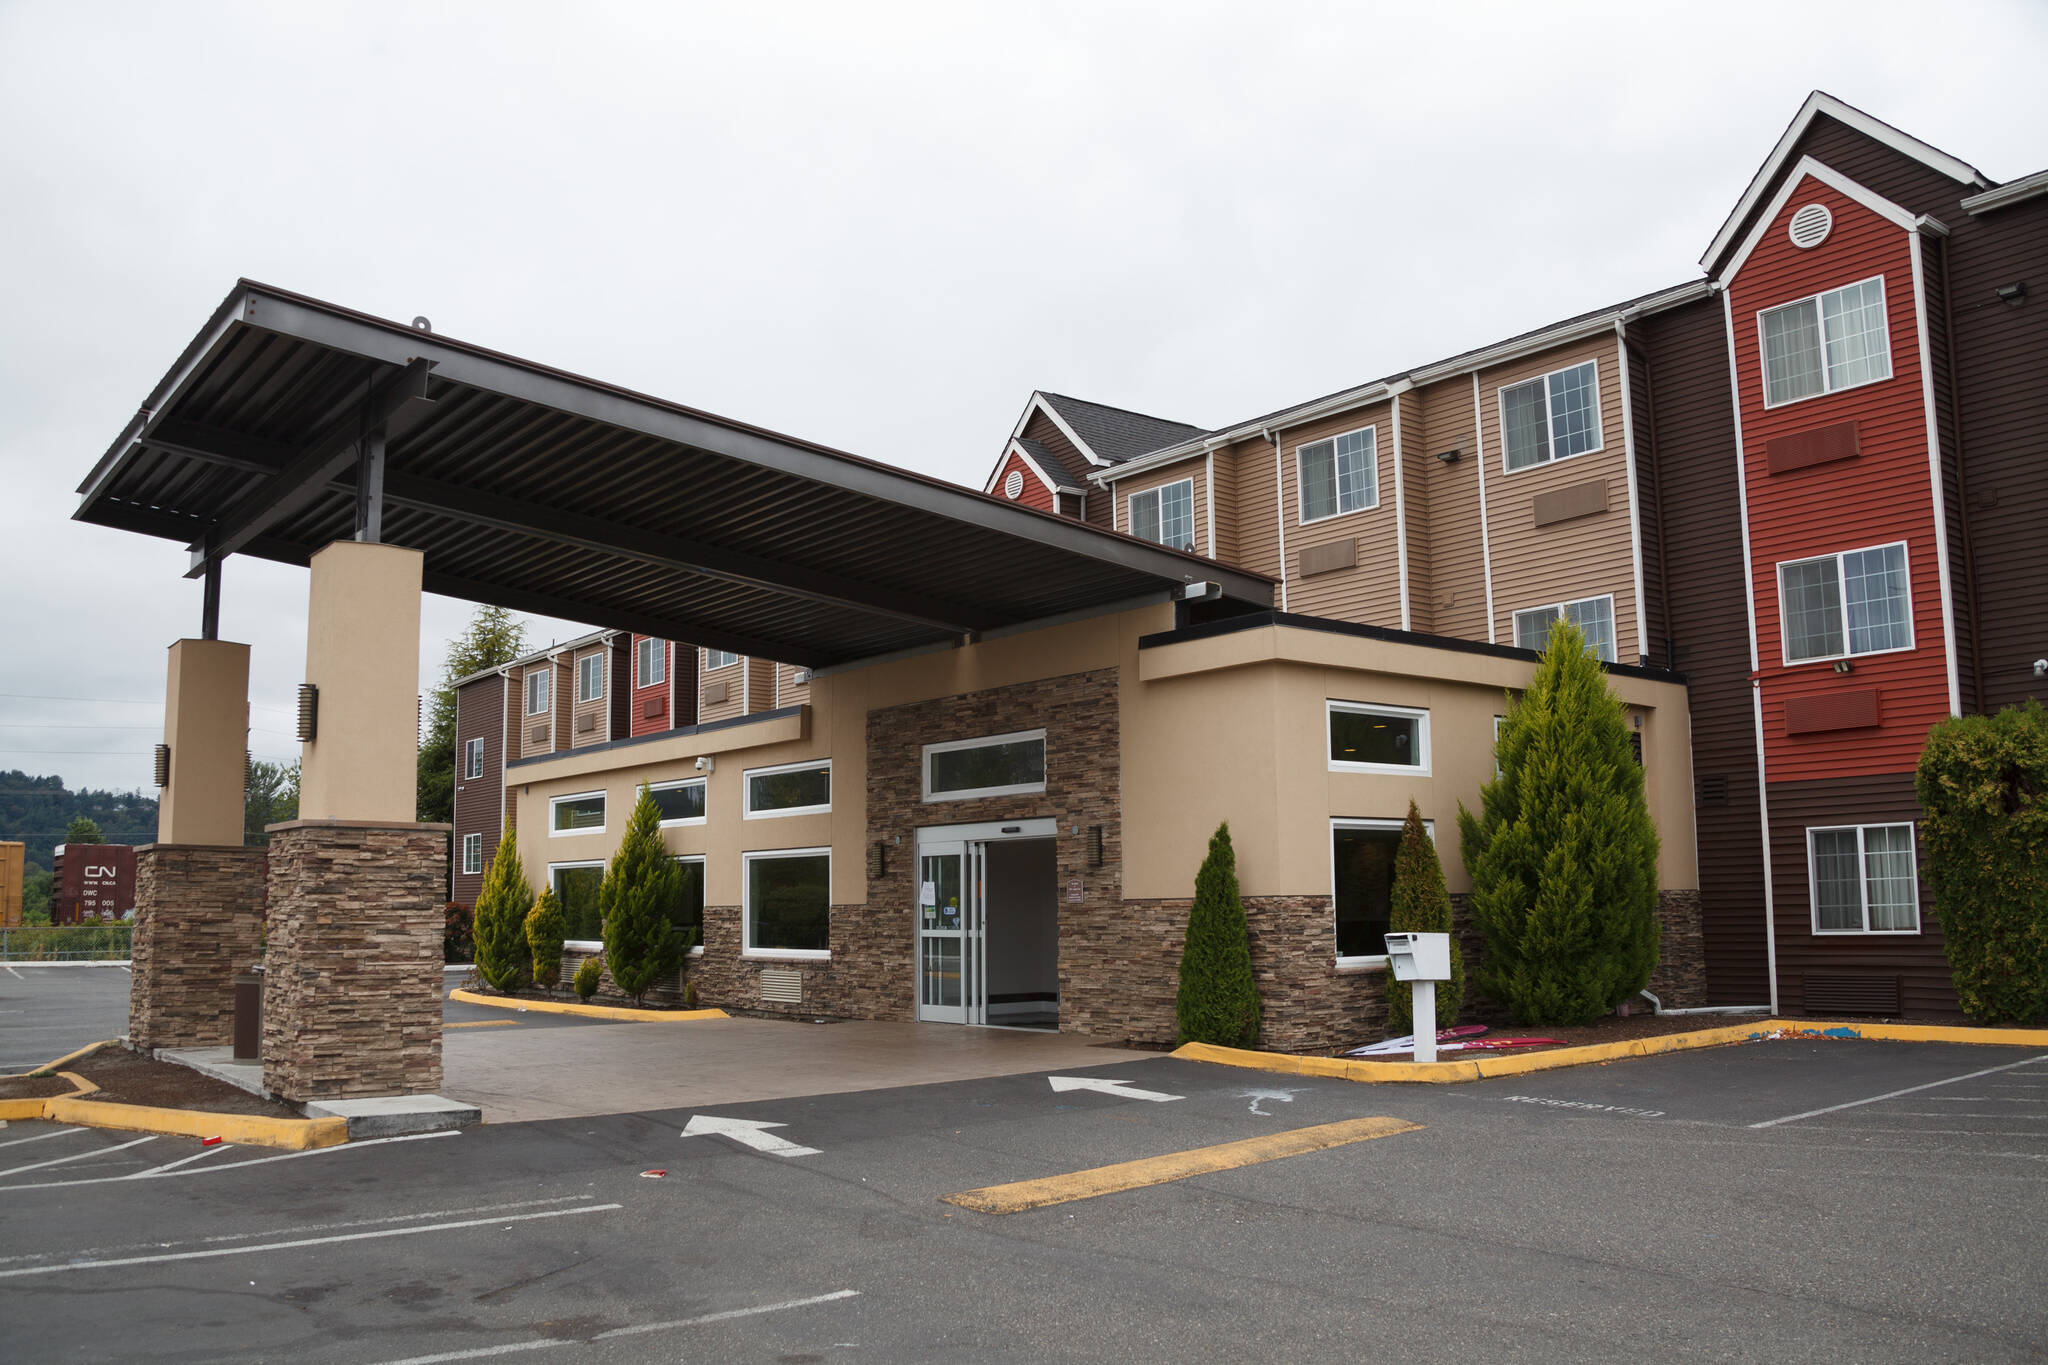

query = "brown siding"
(1638, 295), (1770, 1005)
(1231, 435), (1283, 583)
(1278, 400), (1401, 626)
(1396, 389), (1433, 632)
(1417, 374), (1488, 641)
(569, 644), (608, 749)
(552, 656), (572, 755)
(745, 656), (777, 715)
(1113, 455), (1209, 556)
(1477, 334), (1642, 659)
(609, 636), (633, 740)
(451, 674), (505, 907)
(697, 649), (745, 724)
(1210, 445), (1241, 565)
(1767, 771), (1956, 1016)
(1023, 411), (1111, 531)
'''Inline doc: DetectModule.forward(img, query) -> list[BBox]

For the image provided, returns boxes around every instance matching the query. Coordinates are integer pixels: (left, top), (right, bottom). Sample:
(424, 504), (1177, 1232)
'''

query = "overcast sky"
(2, 1), (2044, 802)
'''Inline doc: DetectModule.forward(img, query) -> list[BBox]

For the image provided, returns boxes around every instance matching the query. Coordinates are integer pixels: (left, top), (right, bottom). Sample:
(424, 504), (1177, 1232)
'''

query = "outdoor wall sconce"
(1995, 282), (2027, 307)
(1435, 448), (1462, 463)
(1087, 825), (1104, 868)
(153, 743), (170, 788)
(868, 841), (886, 879)
(296, 683), (319, 742)
(1833, 659), (1854, 675)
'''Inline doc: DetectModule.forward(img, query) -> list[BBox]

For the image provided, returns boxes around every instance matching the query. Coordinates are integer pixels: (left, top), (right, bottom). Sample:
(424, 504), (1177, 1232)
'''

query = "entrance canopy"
(76, 281), (1272, 668)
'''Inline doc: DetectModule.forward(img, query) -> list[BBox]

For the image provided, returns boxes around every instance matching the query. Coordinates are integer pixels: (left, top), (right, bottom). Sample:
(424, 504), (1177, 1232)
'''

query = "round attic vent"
(1004, 469), (1024, 499)
(1788, 203), (1833, 250)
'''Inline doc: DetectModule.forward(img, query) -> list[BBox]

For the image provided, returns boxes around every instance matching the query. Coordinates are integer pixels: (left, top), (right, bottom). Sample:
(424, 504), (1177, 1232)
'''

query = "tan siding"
(745, 657), (777, 715)
(1112, 455), (1208, 555)
(1210, 444), (1240, 564)
(1477, 335), (1641, 659)
(569, 644), (608, 749)
(1396, 389), (1432, 632)
(697, 649), (745, 725)
(552, 657), (573, 754)
(1232, 435), (1284, 584)
(518, 663), (556, 759)
(1279, 401), (1401, 627)
(1418, 375), (1488, 640)
(773, 660), (812, 710)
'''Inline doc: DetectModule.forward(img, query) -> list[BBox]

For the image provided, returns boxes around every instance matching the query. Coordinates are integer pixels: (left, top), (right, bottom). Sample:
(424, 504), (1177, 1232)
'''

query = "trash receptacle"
(233, 968), (263, 1060)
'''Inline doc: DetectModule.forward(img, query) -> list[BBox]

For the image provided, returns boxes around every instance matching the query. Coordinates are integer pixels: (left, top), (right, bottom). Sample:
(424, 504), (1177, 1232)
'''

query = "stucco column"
(157, 639), (250, 845)
(298, 540), (424, 821)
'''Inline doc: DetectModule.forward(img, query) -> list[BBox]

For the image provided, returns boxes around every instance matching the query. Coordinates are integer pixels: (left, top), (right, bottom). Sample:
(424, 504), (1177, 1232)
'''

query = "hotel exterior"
(448, 92), (2048, 1040)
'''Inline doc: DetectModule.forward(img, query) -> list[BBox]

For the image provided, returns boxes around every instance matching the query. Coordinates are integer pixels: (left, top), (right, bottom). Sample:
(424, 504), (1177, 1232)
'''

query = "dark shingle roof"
(1014, 437), (1085, 492)
(1037, 393), (1205, 465)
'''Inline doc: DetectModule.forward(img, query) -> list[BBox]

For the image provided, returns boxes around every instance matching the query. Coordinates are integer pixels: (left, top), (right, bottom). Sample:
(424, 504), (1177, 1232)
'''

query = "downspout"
(1266, 429), (1289, 612)
(1936, 233), (1986, 713)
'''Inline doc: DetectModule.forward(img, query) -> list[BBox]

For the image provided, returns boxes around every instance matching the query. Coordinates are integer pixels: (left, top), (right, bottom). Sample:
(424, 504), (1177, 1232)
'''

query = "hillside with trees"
(0, 771), (157, 868)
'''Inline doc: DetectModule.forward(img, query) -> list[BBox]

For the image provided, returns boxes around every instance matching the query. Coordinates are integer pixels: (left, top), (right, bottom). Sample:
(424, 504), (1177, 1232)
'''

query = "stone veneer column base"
(128, 844), (267, 1051)
(1647, 889), (1708, 1009)
(261, 820), (449, 1102)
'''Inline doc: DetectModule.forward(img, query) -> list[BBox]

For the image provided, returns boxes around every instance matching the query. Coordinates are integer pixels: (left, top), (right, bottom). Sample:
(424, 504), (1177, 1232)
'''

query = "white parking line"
(130, 1144), (238, 1176)
(4, 966), (23, 980)
(0, 1134), (155, 1178)
(1751, 1054), (2048, 1129)
(369, 1289), (863, 1364)
(0, 1129), (460, 1193)
(0, 1202), (622, 1279)
(0, 1127), (86, 1151)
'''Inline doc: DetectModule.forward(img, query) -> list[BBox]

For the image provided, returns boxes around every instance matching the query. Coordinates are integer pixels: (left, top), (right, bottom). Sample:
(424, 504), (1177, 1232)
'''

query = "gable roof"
(1013, 438), (1085, 492)
(1036, 392), (1205, 465)
(1701, 91), (1991, 273)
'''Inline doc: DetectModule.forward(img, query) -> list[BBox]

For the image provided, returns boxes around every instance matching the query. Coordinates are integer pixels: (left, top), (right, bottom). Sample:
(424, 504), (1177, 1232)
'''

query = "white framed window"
(743, 847), (831, 959)
(703, 647), (741, 672)
(923, 729), (1048, 801)
(1513, 594), (1618, 663)
(1331, 816), (1434, 965)
(1492, 715), (1504, 778)
(1777, 541), (1912, 666)
(1500, 360), (1601, 472)
(671, 854), (706, 952)
(1298, 426), (1378, 523)
(1760, 275), (1891, 408)
(744, 759), (831, 818)
(463, 737), (484, 781)
(575, 653), (604, 704)
(1327, 702), (1430, 775)
(550, 860), (606, 943)
(461, 832), (483, 876)
(549, 790), (607, 836)
(1128, 478), (1195, 550)
(1808, 824), (1920, 934)
(637, 637), (666, 688)
(647, 777), (707, 827)
(524, 669), (550, 717)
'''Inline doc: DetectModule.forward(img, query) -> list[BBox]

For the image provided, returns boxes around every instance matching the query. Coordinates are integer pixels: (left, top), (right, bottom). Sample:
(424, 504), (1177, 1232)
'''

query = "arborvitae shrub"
(1385, 800), (1466, 1036)
(524, 887), (568, 990)
(573, 954), (602, 1000)
(1916, 700), (2048, 1024)
(472, 827), (534, 993)
(1175, 822), (1262, 1046)
(599, 786), (696, 1004)
(1457, 619), (1661, 1025)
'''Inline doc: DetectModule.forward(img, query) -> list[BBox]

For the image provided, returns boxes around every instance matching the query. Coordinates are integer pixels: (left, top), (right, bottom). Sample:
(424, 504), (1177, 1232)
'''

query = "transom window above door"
(1760, 276), (1890, 407)
(1129, 479), (1195, 550)
(1298, 426), (1377, 522)
(923, 730), (1048, 801)
(1513, 595), (1617, 663)
(1500, 360), (1601, 471)
(1778, 542), (1912, 665)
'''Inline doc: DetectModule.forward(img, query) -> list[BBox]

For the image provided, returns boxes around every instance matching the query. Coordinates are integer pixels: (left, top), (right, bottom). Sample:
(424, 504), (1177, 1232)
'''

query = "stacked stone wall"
(128, 844), (267, 1050)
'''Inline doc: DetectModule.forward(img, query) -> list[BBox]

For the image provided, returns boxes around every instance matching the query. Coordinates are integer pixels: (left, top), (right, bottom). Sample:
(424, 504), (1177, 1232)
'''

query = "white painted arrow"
(680, 1116), (821, 1157)
(1048, 1076), (1183, 1103)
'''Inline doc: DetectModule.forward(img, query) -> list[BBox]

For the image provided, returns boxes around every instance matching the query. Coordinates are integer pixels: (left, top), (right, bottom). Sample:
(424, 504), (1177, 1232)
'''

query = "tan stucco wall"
(507, 603), (1697, 928)
(297, 541), (422, 823)
(158, 638), (250, 846)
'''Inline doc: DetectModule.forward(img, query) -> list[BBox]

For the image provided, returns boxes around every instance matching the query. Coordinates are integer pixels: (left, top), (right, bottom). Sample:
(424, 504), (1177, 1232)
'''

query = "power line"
(0, 722), (301, 738)
(0, 691), (295, 716)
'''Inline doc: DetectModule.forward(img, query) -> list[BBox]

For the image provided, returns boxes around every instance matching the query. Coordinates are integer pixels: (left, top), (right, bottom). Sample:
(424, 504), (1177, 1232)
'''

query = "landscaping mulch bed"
(63, 1047), (303, 1119)
(0, 1074), (76, 1100)
(1336, 1009), (1765, 1060)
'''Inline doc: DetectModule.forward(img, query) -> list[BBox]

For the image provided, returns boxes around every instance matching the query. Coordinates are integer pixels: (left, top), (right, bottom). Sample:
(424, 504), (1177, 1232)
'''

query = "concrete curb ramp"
(448, 988), (728, 1023)
(1174, 1018), (2048, 1084)
(0, 1040), (347, 1151)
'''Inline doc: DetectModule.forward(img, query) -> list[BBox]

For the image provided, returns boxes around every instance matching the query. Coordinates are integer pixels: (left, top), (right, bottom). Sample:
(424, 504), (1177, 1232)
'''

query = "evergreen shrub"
(1385, 800), (1465, 1036)
(1175, 822), (1262, 1046)
(1457, 619), (1660, 1025)
(524, 887), (568, 990)
(472, 828), (533, 993)
(1916, 700), (2048, 1024)
(600, 786), (697, 1004)
(573, 954), (602, 1000)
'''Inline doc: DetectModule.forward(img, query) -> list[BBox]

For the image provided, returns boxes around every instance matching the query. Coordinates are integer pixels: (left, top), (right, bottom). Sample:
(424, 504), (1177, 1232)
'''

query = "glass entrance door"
(916, 840), (985, 1024)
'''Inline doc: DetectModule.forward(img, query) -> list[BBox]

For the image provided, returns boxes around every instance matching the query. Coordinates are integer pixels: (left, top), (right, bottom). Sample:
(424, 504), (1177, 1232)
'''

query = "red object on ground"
(200, 1136), (223, 1147)
(640, 1169), (667, 1178)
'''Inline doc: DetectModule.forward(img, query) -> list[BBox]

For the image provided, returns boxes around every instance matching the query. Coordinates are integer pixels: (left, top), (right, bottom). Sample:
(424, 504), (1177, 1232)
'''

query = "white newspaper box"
(1383, 932), (1452, 1062)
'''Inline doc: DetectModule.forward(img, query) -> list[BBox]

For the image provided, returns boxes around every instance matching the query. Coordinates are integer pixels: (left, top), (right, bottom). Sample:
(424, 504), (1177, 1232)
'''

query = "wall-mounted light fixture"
(153, 744), (171, 788)
(1995, 282), (2028, 307)
(295, 684), (319, 742)
(1833, 659), (1854, 675)
(792, 668), (813, 686)
(1087, 825), (1105, 868)
(1435, 448), (1462, 464)
(867, 841), (886, 879)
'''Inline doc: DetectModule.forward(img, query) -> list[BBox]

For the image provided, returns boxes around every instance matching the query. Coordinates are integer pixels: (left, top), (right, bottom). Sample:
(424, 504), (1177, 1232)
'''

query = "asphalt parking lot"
(0, 963), (132, 1070)
(3, 1000), (2045, 1363)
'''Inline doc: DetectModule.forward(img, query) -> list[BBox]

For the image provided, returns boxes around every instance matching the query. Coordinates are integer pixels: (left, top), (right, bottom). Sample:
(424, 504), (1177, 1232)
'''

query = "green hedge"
(1916, 700), (2048, 1024)
(0, 924), (132, 961)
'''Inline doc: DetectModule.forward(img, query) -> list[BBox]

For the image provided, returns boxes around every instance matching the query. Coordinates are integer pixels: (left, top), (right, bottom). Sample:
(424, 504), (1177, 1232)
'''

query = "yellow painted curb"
(1174, 1016), (2048, 1084)
(0, 1098), (48, 1121)
(0, 1066), (97, 1120)
(449, 988), (728, 1023)
(33, 1039), (116, 1074)
(944, 1116), (1422, 1214)
(42, 1096), (348, 1151)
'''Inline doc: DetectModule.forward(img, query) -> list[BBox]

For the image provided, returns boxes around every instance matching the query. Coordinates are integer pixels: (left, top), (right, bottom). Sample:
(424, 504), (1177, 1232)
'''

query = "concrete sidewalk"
(442, 1014), (1144, 1122)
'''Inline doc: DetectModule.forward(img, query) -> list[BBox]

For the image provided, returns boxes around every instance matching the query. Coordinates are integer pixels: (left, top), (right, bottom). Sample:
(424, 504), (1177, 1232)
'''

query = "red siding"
(628, 635), (675, 737)
(993, 449), (1056, 512)
(1728, 174), (1951, 784)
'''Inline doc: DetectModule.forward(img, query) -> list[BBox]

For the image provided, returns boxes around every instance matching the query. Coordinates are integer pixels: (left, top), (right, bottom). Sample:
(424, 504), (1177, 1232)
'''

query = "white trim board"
(1717, 155), (1921, 284)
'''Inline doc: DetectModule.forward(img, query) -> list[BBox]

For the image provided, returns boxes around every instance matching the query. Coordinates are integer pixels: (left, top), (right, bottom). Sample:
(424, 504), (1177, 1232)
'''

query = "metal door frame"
(914, 818), (1058, 1026)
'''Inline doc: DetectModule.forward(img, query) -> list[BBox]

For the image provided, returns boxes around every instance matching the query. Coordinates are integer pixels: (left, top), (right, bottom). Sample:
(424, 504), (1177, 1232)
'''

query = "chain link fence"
(0, 925), (133, 962)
